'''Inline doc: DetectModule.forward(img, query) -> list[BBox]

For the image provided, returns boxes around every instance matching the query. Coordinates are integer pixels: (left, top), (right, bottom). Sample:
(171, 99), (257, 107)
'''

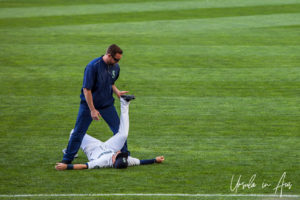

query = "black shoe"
(121, 95), (135, 102)
(61, 160), (72, 164)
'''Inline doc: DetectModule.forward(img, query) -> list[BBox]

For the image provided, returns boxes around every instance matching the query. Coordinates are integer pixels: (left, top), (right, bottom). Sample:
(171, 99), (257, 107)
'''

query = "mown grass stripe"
(1, 45), (299, 56)
(0, 0), (299, 19)
(1, 4), (300, 28)
(8, 13), (297, 36)
(0, 0), (173, 8)
(1, 27), (299, 46)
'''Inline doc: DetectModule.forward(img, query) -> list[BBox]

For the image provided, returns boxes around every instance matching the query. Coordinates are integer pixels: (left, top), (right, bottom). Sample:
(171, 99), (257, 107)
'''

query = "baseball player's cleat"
(62, 148), (78, 158)
(121, 95), (135, 102)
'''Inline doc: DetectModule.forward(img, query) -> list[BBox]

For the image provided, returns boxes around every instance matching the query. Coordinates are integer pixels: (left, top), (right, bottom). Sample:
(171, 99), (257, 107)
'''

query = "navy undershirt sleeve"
(140, 159), (156, 165)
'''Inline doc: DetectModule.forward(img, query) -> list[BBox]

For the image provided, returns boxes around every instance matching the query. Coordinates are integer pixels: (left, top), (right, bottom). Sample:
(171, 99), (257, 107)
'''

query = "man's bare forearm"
(112, 84), (128, 98)
(83, 88), (96, 111)
(74, 164), (88, 170)
(83, 88), (100, 120)
(55, 163), (88, 170)
(112, 84), (119, 96)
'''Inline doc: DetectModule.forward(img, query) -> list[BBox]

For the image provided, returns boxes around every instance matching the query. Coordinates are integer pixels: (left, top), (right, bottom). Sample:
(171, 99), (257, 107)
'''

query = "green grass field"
(0, 0), (299, 199)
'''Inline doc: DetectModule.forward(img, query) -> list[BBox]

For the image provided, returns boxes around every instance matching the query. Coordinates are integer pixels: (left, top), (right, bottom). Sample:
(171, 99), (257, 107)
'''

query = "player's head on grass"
(112, 151), (128, 169)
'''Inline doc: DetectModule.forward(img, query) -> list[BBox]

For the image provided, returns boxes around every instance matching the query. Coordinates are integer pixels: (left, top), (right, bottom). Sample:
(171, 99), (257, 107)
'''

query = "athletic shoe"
(62, 148), (78, 158)
(121, 95), (135, 102)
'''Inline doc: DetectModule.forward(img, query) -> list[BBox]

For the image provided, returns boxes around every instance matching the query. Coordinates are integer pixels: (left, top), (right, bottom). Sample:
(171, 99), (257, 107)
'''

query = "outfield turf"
(0, 0), (299, 199)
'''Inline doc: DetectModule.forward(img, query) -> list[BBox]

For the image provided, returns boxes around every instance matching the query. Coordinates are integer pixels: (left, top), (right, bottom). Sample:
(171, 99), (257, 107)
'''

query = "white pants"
(80, 98), (130, 152)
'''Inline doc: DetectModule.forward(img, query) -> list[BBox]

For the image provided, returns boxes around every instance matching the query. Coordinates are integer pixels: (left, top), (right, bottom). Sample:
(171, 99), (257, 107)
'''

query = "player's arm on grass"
(112, 84), (128, 98)
(83, 88), (100, 120)
(141, 156), (164, 165)
(55, 163), (88, 170)
(128, 156), (164, 166)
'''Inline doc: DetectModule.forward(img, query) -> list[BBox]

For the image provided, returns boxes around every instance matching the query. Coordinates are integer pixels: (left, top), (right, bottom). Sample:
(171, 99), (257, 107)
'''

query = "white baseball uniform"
(78, 98), (140, 169)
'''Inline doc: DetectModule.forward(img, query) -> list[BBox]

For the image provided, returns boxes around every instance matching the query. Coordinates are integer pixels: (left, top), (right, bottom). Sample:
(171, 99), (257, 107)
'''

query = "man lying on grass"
(55, 95), (164, 170)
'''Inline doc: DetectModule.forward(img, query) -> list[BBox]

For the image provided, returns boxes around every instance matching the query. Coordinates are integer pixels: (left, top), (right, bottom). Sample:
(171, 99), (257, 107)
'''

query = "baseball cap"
(114, 152), (128, 169)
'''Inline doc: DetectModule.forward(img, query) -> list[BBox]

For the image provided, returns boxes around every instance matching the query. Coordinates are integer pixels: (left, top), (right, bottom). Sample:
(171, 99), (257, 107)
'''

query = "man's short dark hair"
(106, 44), (123, 57)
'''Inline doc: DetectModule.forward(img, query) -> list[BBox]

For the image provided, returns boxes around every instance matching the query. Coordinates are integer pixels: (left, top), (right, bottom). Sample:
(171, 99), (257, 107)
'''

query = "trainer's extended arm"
(112, 84), (128, 98)
(55, 163), (88, 171)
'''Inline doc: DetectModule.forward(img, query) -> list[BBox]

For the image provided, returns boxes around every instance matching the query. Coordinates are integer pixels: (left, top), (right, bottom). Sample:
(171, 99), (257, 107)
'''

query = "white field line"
(0, 193), (299, 198)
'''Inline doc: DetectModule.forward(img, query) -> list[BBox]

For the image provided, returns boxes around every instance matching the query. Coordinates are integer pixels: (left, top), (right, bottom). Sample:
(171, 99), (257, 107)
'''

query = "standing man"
(61, 44), (129, 164)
